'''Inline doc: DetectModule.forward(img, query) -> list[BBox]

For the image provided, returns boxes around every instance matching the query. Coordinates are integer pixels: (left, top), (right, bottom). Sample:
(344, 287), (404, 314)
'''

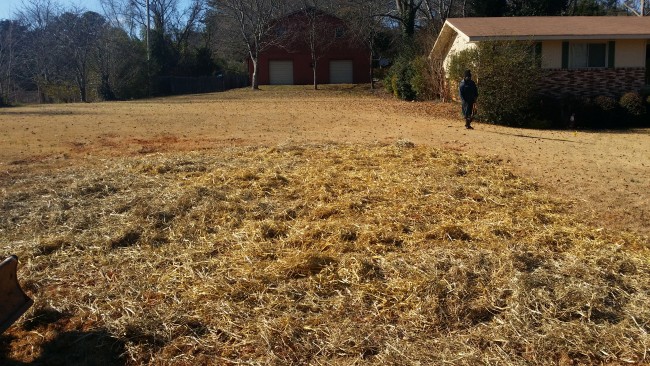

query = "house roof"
(446, 16), (650, 41)
(430, 16), (650, 60)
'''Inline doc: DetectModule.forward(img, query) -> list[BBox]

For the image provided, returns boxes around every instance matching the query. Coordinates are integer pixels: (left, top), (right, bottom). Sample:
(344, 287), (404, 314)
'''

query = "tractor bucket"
(0, 255), (33, 334)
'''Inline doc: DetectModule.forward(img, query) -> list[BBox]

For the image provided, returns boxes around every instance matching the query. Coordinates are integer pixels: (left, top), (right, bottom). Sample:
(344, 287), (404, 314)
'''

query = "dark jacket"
(459, 78), (478, 104)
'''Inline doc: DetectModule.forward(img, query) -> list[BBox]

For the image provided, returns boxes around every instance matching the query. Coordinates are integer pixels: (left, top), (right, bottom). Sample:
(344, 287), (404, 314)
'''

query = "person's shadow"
(0, 306), (126, 366)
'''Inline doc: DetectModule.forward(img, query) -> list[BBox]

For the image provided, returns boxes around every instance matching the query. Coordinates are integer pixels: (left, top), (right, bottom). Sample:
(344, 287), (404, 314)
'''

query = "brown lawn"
(1, 85), (649, 364)
(1, 85), (648, 238)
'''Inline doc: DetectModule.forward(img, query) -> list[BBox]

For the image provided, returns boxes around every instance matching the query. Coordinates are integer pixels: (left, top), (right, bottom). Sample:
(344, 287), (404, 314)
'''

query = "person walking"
(459, 70), (478, 129)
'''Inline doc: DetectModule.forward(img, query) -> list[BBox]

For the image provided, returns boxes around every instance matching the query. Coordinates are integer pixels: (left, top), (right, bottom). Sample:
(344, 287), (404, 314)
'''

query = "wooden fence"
(154, 73), (249, 96)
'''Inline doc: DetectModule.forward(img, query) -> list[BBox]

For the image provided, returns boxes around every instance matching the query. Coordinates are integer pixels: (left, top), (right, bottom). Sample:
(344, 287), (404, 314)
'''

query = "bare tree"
(342, 0), (391, 89)
(0, 20), (24, 105)
(210, 0), (288, 89)
(621, 0), (648, 15)
(171, 0), (205, 49)
(392, 0), (424, 38)
(421, 0), (458, 32)
(100, 0), (205, 45)
(52, 11), (106, 102)
(16, 0), (61, 102)
(289, 2), (342, 90)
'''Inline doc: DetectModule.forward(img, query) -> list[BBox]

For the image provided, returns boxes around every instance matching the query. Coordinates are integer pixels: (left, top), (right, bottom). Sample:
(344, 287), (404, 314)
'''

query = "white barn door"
(269, 60), (294, 85)
(329, 60), (353, 84)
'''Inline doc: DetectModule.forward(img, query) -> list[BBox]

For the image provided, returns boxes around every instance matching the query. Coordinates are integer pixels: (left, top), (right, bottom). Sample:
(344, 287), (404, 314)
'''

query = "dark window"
(569, 42), (608, 69)
(645, 44), (650, 85)
(588, 43), (606, 68)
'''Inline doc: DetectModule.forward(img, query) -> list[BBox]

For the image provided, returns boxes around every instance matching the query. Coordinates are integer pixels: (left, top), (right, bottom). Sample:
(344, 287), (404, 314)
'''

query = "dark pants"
(462, 101), (474, 125)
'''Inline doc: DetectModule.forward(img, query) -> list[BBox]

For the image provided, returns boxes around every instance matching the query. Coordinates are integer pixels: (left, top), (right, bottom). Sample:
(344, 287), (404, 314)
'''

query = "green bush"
(619, 92), (645, 116)
(388, 57), (416, 101)
(447, 47), (479, 84)
(448, 41), (542, 126)
(384, 74), (395, 95)
(410, 56), (435, 101)
(384, 55), (435, 101)
(560, 96), (608, 129)
(42, 82), (80, 103)
(593, 95), (617, 112)
(540, 92), (647, 130)
(593, 95), (620, 127)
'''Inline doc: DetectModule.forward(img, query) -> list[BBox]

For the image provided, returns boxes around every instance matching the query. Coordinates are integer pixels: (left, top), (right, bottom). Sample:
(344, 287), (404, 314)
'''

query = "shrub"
(448, 41), (542, 126)
(42, 82), (80, 103)
(387, 57), (416, 101)
(447, 47), (479, 83)
(533, 96), (567, 128)
(583, 95), (622, 128)
(385, 55), (438, 101)
(410, 56), (435, 101)
(384, 74), (395, 95)
(593, 95), (617, 112)
(619, 92), (645, 117)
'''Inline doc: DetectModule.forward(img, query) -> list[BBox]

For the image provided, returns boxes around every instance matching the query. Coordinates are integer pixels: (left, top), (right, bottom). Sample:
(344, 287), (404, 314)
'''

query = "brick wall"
(539, 68), (646, 99)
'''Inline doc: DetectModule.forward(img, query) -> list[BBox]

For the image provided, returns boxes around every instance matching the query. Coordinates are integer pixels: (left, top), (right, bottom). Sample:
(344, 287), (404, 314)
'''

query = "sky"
(0, 0), (104, 20)
(0, 0), (194, 21)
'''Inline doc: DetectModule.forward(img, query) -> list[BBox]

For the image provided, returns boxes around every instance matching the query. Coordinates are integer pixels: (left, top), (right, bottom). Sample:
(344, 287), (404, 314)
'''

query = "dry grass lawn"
(0, 86), (649, 365)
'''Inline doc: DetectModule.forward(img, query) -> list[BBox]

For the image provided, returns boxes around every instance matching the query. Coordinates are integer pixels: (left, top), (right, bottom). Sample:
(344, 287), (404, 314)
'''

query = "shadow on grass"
(481, 128), (591, 144)
(0, 110), (86, 116)
(0, 330), (126, 366)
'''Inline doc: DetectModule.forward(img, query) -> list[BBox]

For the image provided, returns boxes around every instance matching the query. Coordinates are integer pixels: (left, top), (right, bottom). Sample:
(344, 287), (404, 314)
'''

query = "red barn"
(249, 8), (371, 86)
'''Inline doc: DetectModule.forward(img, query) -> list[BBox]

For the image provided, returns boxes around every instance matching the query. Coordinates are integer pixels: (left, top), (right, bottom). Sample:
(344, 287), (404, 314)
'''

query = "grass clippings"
(1, 143), (648, 365)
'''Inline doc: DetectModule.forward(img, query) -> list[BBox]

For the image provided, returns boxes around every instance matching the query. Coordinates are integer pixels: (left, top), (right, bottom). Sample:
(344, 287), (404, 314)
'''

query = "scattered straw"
(1, 143), (648, 365)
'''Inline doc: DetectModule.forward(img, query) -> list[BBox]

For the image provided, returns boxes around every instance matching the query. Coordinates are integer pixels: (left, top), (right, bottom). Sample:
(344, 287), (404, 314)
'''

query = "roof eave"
(469, 35), (650, 41)
(430, 21), (471, 59)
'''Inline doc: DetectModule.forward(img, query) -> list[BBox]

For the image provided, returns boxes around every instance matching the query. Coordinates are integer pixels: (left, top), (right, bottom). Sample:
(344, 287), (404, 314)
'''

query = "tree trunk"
(396, 0), (419, 38)
(369, 49), (374, 90)
(313, 59), (318, 90)
(77, 75), (87, 102)
(80, 87), (86, 102)
(251, 58), (259, 90)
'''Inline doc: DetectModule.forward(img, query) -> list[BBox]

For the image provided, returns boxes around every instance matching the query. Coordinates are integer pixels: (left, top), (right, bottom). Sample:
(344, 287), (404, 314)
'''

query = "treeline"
(0, 0), (227, 104)
(0, 0), (631, 105)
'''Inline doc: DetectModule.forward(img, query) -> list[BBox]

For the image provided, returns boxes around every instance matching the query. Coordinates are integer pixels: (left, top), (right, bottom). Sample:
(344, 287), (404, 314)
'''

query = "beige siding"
(615, 39), (646, 68)
(540, 40), (646, 69)
(542, 41), (563, 69)
(443, 34), (477, 73)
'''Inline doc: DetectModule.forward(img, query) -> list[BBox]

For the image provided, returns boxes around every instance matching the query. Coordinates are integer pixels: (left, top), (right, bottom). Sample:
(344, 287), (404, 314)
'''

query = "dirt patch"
(0, 85), (648, 237)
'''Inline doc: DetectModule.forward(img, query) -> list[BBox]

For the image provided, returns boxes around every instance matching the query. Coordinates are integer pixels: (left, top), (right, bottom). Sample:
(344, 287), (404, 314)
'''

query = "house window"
(276, 26), (287, 37)
(335, 27), (345, 39)
(645, 43), (650, 85)
(569, 42), (608, 68)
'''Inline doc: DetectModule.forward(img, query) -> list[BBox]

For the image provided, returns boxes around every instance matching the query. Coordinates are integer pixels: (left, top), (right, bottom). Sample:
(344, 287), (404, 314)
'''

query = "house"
(430, 16), (650, 98)
(249, 9), (371, 86)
